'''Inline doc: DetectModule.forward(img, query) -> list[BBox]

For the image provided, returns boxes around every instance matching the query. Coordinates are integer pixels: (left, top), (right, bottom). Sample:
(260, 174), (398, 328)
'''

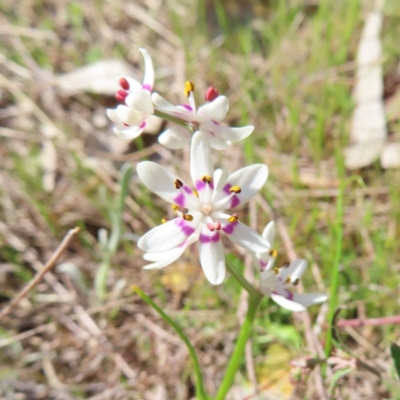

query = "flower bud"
(119, 77), (130, 90)
(115, 90), (128, 102)
(205, 87), (219, 102)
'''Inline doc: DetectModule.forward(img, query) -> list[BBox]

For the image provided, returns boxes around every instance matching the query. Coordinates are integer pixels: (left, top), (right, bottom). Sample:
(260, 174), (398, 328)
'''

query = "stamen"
(192, 189), (199, 197)
(269, 249), (278, 258)
(171, 204), (180, 211)
(205, 87), (219, 102)
(174, 179), (183, 189)
(292, 278), (300, 286)
(229, 186), (241, 194)
(207, 223), (215, 231)
(285, 277), (291, 284)
(115, 90), (128, 102)
(273, 267), (279, 275)
(201, 175), (213, 184)
(227, 213), (238, 223)
(282, 261), (290, 268)
(183, 214), (193, 221)
(161, 217), (168, 224)
(214, 221), (221, 230)
(184, 81), (195, 97)
(119, 77), (130, 90)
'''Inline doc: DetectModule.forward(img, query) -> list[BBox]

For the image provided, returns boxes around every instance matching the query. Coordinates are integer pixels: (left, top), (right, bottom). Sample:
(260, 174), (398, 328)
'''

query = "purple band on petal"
(223, 183), (231, 194)
(174, 193), (185, 207)
(178, 240), (187, 248)
(230, 195), (240, 208)
(183, 185), (192, 194)
(222, 221), (238, 234)
(181, 104), (193, 111)
(195, 180), (206, 191)
(260, 259), (267, 271)
(175, 218), (195, 236)
(199, 232), (220, 243)
(274, 289), (294, 301)
(142, 84), (152, 91)
(212, 120), (220, 125)
(139, 121), (146, 129)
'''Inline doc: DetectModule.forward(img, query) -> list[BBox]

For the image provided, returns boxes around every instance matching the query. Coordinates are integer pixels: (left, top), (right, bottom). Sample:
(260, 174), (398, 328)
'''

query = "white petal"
(143, 233), (199, 262)
(271, 293), (306, 312)
(200, 129), (230, 150)
(198, 96), (229, 122)
(126, 90), (154, 113)
(107, 108), (122, 124)
(259, 269), (276, 296)
(214, 164), (268, 208)
(222, 221), (270, 253)
(213, 168), (229, 195)
(152, 93), (193, 121)
(116, 105), (146, 126)
(124, 77), (141, 91)
(292, 293), (328, 307)
(158, 126), (191, 150)
(279, 259), (307, 283)
(198, 227), (225, 285)
(190, 131), (214, 188)
(113, 126), (143, 140)
(139, 48), (154, 89)
(138, 217), (200, 253)
(256, 253), (276, 271)
(201, 121), (254, 142)
(262, 221), (275, 246)
(137, 161), (196, 206)
(143, 248), (186, 269)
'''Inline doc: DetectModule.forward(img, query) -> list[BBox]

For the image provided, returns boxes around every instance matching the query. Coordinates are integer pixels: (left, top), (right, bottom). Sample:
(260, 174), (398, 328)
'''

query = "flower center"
(200, 204), (212, 216)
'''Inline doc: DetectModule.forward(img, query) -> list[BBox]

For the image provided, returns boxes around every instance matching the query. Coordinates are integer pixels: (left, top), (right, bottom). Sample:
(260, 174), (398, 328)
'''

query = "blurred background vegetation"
(1, 0), (400, 398)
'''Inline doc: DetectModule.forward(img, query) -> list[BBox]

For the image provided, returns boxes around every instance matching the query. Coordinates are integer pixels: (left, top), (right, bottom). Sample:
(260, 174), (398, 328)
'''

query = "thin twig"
(0, 227), (80, 319)
(338, 315), (400, 327)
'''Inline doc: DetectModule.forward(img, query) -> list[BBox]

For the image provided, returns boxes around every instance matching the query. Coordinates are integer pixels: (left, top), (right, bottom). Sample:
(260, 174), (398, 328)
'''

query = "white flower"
(137, 131), (270, 285)
(257, 221), (328, 312)
(153, 82), (254, 150)
(107, 48), (154, 140)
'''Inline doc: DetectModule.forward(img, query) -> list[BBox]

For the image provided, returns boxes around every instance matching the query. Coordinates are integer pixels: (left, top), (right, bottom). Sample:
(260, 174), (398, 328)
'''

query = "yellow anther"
(161, 218), (168, 224)
(229, 186), (241, 194)
(171, 204), (180, 211)
(192, 189), (199, 197)
(285, 277), (291, 284)
(183, 213), (193, 221)
(201, 175), (213, 184)
(185, 80), (195, 92)
(174, 179), (183, 189)
(269, 249), (278, 258)
(227, 213), (238, 223)
(292, 278), (300, 286)
(273, 267), (279, 275)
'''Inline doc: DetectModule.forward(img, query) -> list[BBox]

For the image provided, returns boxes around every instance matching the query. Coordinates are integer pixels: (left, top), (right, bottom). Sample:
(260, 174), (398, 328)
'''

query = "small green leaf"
(328, 367), (353, 398)
(390, 343), (400, 379)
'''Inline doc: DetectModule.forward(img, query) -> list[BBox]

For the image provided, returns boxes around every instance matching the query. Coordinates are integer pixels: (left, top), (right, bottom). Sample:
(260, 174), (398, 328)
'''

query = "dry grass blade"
(0, 227), (80, 319)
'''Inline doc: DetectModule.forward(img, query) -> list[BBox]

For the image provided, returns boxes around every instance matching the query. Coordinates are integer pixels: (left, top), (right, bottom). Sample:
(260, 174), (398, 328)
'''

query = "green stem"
(132, 286), (208, 400)
(216, 294), (262, 400)
(226, 258), (260, 298)
(325, 144), (345, 357)
(154, 109), (193, 130)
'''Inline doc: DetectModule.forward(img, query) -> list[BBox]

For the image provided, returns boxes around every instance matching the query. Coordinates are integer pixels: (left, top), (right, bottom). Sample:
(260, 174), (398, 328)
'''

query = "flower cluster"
(255, 222), (327, 311)
(107, 48), (327, 310)
(107, 49), (254, 150)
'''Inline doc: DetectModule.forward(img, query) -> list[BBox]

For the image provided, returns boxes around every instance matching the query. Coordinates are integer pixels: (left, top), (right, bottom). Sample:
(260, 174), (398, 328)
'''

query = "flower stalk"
(215, 292), (263, 400)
